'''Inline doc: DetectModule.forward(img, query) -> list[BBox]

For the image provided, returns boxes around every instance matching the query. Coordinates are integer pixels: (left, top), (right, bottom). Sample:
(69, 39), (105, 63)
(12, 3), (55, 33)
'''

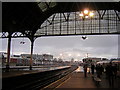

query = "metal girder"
(1, 32), (8, 38)
(1, 9), (120, 38)
(0, 32), (26, 38)
(114, 10), (120, 21)
(35, 10), (120, 37)
(97, 10), (106, 19)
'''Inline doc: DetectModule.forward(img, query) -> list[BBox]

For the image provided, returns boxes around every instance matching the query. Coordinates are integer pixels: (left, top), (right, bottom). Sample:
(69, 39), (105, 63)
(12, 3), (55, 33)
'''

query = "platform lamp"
(20, 37), (26, 44)
(79, 9), (94, 40)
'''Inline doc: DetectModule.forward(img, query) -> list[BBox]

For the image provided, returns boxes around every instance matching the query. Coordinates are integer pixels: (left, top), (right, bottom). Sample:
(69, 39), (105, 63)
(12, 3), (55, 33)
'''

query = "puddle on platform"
(75, 66), (84, 72)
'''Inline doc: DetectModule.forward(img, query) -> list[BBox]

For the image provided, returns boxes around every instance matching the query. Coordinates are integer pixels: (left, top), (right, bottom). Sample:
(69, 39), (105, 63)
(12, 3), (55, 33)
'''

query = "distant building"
(42, 54), (53, 61)
(9, 55), (29, 66)
(1, 53), (68, 66)
(21, 54), (53, 65)
(0, 52), (7, 67)
(21, 54), (31, 59)
(42, 54), (53, 65)
(1, 53), (30, 66)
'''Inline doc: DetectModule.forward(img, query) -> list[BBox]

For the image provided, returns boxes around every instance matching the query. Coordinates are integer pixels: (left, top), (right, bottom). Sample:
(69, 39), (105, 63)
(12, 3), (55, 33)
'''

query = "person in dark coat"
(91, 64), (95, 75)
(105, 62), (114, 87)
(100, 65), (104, 76)
(83, 64), (88, 77)
(96, 64), (101, 78)
(113, 64), (118, 79)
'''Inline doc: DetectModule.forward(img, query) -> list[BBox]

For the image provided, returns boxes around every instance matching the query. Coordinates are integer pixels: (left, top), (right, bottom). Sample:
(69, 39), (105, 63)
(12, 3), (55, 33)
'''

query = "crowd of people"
(83, 62), (119, 87)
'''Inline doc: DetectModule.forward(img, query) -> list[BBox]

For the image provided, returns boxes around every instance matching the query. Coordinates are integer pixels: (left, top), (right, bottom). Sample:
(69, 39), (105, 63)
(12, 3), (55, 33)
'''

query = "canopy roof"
(2, 2), (120, 37)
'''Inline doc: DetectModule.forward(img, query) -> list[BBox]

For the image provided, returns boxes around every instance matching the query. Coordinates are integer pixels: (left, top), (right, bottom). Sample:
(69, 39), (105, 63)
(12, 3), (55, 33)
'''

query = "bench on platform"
(92, 76), (101, 86)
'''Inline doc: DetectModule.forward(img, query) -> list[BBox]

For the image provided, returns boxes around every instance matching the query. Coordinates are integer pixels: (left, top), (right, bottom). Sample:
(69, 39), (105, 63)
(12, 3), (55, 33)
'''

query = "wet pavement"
(55, 66), (120, 89)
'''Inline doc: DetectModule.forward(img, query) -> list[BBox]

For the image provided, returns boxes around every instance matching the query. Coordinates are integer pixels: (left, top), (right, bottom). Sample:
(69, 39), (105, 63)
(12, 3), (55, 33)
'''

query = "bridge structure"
(1, 2), (120, 71)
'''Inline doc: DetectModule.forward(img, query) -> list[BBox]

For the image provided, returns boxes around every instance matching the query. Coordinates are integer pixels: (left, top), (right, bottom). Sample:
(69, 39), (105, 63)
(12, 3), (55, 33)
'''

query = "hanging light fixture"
(82, 36), (87, 40)
(20, 41), (25, 44)
(83, 9), (89, 15)
(79, 9), (94, 18)
(79, 8), (95, 40)
(20, 38), (25, 44)
(89, 11), (94, 17)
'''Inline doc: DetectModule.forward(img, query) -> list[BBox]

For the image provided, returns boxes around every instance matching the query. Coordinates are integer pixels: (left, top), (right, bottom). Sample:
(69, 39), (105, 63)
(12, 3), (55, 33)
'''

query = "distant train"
(112, 60), (120, 63)
(97, 60), (120, 70)
(97, 60), (120, 64)
(96, 60), (111, 65)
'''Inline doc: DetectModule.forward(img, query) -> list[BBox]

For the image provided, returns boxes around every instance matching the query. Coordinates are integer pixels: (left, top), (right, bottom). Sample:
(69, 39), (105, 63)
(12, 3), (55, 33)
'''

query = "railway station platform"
(43, 67), (120, 89)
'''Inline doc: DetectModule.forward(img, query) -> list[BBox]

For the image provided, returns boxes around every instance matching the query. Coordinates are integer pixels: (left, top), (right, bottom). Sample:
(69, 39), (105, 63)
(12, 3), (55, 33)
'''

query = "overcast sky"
(0, 35), (118, 61)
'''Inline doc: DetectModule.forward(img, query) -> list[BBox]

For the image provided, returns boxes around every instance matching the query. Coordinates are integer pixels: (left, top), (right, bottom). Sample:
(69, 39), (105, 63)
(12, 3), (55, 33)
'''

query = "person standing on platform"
(113, 64), (118, 79)
(100, 65), (104, 76)
(83, 64), (88, 77)
(96, 64), (101, 78)
(91, 64), (95, 76)
(105, 62), (114, 87)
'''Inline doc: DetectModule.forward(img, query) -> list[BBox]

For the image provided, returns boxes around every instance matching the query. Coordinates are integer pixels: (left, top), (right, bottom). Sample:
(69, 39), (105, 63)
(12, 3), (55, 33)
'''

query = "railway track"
(2, 65), (78, 90)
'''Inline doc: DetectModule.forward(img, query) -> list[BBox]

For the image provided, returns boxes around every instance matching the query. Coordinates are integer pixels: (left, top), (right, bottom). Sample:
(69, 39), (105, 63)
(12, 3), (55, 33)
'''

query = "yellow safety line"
(41, 74), (70, 89)
(54, 76), (71, 89)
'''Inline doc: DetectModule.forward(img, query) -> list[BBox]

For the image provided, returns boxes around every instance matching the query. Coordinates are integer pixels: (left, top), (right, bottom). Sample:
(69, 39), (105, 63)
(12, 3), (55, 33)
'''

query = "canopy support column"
(6, 33), (12, 72)
(29, 35), (37, 70)
(29, 39), (34, 70)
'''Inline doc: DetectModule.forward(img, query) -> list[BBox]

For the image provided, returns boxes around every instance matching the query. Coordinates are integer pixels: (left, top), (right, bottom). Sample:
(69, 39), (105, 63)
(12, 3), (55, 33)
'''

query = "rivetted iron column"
(29, 39), (34, 70)
(30, 37), (34, 70)
(29, 35), (36, 70)
(6, 32), (12, 72)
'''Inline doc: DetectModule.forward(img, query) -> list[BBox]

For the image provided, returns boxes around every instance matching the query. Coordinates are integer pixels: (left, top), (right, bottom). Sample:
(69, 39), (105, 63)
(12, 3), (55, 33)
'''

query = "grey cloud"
(81, 35), (118, 48)
(0, 35), (118, 60)
(35, 36), (78, 49)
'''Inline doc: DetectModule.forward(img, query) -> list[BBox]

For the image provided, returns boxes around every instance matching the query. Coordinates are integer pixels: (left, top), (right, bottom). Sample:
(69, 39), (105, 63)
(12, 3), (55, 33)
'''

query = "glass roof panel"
(35, 10), (120, 36)
(37, 2), (56, 12)
(38, 2), (48, 12)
